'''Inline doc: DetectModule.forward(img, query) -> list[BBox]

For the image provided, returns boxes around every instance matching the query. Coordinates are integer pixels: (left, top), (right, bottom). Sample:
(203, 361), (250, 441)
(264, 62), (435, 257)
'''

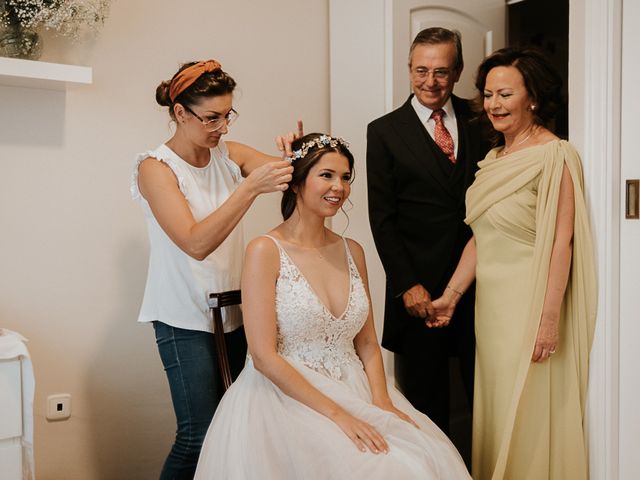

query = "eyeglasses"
(412, 67), (452, 81)
(183, 105), (239, 131)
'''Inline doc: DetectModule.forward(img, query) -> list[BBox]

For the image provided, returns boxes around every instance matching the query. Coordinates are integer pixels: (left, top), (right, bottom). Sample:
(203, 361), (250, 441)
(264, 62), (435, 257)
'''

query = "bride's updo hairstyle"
(281, 133), (354, 221)
(156, 59), (237, 121)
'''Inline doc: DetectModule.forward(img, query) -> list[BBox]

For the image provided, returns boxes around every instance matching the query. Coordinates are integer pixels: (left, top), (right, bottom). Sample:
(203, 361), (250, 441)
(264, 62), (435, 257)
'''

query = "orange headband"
(169, 59), (222, 102)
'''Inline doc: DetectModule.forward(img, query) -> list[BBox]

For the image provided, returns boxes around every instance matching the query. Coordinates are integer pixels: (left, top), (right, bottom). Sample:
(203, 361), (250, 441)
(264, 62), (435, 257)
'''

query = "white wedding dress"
(194, 236), (471, 479)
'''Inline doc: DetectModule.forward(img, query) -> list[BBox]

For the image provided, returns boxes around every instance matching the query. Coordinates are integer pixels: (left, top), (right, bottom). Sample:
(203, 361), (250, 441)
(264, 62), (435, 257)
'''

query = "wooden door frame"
(570, 0), (622, 478)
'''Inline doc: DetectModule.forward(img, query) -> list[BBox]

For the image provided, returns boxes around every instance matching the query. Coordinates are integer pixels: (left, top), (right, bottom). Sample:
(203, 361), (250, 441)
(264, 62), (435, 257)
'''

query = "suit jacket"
(366, 94), (488, 354)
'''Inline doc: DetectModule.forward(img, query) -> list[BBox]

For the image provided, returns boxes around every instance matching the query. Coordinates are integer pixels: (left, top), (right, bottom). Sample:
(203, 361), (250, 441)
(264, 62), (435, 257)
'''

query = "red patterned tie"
(431, 109), (455, 163)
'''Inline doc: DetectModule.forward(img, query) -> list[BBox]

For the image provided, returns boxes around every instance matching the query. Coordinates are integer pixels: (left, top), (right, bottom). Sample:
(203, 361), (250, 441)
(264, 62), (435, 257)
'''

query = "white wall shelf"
(0, 57), (92, 90)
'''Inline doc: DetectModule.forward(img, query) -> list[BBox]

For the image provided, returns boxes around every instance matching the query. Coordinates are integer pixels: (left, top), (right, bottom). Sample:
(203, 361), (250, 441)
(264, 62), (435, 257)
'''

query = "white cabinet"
(0, 329), (34, 480)
(0, 359), (23, 480)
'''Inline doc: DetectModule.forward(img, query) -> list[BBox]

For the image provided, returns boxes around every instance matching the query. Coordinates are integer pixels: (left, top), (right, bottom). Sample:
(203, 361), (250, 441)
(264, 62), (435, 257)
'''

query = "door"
(619, 0), (640, 476)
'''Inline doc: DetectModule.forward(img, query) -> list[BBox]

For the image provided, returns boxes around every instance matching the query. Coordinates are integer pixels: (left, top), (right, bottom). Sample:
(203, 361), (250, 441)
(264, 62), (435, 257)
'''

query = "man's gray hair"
(409, 27), (464, 72)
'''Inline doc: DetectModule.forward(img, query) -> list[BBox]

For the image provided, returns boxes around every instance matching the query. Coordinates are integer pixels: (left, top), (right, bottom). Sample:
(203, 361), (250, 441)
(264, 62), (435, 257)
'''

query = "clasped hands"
(402, 284), (458, 328)
(405, 284), (560, 363)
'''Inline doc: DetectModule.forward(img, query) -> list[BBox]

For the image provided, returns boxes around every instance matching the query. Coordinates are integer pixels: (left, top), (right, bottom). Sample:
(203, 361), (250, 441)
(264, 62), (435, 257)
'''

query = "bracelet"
(446, 285), (463, 296)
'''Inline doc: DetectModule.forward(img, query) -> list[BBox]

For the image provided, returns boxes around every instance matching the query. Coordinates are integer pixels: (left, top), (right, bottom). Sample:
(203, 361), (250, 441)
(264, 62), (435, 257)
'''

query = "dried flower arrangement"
(0, 0), (110, 59)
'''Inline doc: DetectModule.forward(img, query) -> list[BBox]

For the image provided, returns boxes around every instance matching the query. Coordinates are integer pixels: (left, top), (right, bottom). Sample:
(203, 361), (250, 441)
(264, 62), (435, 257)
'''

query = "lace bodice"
(265, 236), (369, 380)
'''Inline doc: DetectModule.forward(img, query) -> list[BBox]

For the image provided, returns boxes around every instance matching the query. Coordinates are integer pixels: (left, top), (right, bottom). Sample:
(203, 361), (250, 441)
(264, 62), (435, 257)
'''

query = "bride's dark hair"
(281, 133), (355, 221)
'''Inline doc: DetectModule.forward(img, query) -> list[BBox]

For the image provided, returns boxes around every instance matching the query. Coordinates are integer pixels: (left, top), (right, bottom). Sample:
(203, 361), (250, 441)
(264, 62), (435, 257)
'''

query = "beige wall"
(0, 1), (329, 478)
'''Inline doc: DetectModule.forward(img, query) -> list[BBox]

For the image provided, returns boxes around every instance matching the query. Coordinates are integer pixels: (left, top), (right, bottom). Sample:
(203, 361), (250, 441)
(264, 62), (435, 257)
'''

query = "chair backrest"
(208, 290), (242, 392)
(208, 290), (242, 310)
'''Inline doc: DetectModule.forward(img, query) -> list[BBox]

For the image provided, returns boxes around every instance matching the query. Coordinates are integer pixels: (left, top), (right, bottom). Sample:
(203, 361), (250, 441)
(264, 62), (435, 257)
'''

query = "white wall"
(328, 0), (386, 344)
(0, 1), (329, 478)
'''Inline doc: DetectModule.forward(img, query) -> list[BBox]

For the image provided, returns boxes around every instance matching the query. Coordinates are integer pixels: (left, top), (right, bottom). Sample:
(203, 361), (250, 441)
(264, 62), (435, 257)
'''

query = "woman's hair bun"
(155, 80), (173, 107)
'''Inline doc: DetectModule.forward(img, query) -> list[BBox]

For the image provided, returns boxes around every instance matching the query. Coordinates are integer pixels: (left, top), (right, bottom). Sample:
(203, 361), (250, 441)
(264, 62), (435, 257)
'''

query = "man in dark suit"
(366, 28), (487, 444)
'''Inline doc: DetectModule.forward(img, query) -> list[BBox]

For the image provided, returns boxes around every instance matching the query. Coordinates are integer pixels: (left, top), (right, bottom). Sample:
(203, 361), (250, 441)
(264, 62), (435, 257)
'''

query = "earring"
(530, 104), (537, 111)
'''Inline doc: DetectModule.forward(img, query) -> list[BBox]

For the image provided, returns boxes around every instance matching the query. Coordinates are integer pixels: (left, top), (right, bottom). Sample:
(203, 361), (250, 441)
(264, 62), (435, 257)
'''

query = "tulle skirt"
(194, 358), (471, 479)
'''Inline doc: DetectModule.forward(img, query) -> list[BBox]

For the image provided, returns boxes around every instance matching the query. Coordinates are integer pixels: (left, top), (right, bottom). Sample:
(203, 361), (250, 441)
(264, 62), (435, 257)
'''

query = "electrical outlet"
(46, 394), (71, 421)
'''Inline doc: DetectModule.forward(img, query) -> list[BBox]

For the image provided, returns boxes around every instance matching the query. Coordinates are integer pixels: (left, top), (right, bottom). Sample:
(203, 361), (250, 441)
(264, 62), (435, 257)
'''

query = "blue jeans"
(153, 321), (247, 480)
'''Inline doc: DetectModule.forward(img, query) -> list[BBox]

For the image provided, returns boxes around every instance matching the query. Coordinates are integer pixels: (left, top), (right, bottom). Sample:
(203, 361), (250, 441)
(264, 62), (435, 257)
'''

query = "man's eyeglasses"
(184, 105), (239, 131)
(412, 68), (452, 81)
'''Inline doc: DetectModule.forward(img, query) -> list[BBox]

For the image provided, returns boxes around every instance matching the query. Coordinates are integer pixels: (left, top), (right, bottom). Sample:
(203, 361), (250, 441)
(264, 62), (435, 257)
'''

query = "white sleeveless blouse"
(131, 141), (244, 333)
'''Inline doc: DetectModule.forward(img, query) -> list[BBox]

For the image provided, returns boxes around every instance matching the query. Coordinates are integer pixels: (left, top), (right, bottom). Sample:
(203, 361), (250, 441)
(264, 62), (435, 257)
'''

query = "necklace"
(281, 228), (331, 260)
(300, 243), (327, 260)
(304, 242), (330, 261)
(501, 126), (536, 156)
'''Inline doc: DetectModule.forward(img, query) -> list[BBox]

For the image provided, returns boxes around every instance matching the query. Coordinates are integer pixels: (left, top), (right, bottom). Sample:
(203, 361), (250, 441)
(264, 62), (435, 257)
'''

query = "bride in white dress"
(194, 133), (471, 479)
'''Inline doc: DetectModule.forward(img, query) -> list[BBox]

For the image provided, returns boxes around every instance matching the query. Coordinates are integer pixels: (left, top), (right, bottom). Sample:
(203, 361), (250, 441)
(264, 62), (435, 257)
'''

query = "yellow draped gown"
(465, 140), (597, 480)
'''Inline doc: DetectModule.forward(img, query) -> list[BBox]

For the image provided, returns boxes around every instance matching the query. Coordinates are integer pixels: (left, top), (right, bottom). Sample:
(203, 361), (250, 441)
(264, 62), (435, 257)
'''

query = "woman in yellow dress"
(429, 47), (597, 480)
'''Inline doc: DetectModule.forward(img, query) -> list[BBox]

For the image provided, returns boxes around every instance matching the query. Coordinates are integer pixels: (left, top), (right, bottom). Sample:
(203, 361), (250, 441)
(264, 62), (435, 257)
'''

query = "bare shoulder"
(246, 235), (279, 256)
(137, 157), (179, 195)
(245, 236), (280, 269)
(345, 238), (367, 271)
(345, 237), (365, 256)
(138, 156), (173, 175)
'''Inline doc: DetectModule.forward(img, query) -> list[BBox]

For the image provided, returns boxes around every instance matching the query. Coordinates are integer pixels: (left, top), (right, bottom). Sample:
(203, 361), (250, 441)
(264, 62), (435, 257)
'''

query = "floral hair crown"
(287, 135), (350, 163)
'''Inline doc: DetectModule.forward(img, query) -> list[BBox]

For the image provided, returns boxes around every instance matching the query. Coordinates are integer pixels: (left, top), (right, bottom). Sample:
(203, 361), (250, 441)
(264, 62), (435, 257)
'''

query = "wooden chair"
(208, 290), (242, 392)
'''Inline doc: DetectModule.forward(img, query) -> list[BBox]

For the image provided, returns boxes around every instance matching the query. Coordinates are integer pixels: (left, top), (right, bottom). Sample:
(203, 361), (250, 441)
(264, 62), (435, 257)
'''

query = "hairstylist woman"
(131, 59), (295, 479)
